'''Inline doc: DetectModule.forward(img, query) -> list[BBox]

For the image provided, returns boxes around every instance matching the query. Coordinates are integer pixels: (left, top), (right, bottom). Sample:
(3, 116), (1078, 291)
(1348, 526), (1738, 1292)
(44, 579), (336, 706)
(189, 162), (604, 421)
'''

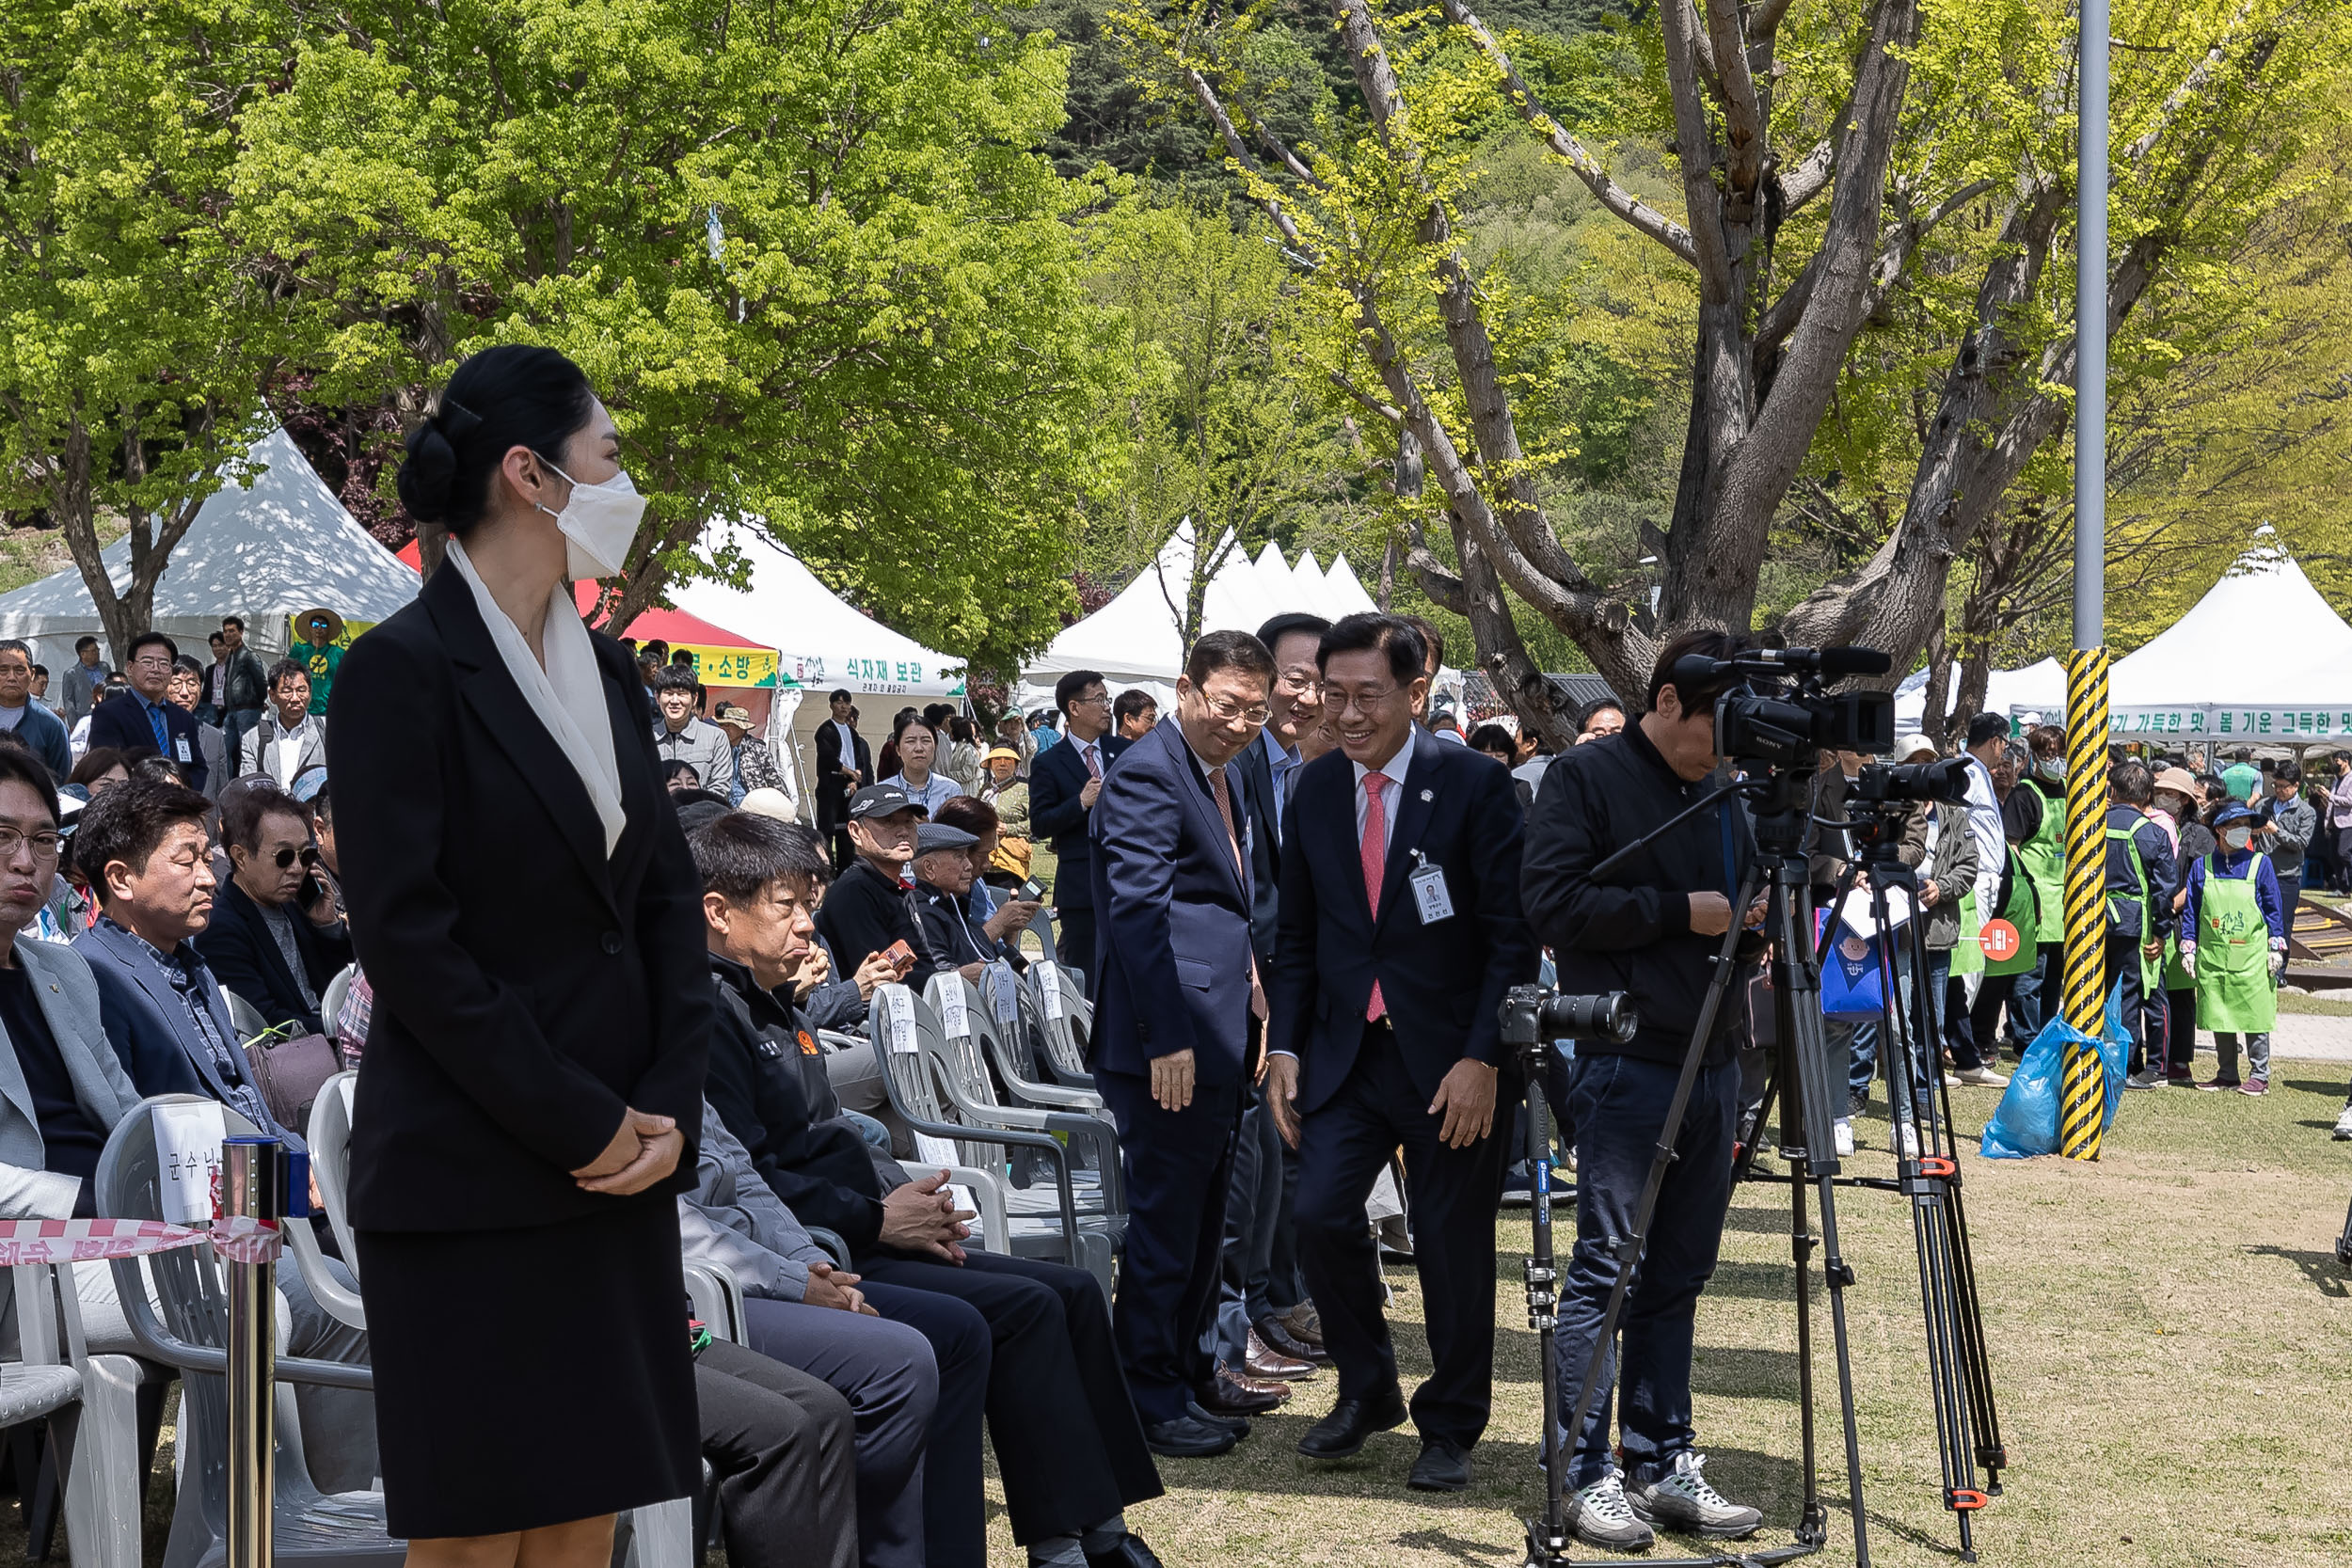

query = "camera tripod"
(1516, 768), (1869, 1568)
(1738, 840), (2009, 1560)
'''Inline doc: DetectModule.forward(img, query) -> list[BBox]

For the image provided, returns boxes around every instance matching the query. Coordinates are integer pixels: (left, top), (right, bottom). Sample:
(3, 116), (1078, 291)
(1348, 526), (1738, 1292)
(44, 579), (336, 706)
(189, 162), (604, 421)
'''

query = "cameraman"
(1520, 630), (1766, 1552)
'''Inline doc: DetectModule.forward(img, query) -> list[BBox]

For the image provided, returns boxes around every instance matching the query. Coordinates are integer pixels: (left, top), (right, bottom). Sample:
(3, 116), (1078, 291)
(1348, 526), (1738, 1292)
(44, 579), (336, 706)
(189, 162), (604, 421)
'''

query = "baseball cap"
(676, 799), (732, 833)
(1895, 733), (1937, 762)
(849, 783), (926, 820)
(914, 823), (979, 853)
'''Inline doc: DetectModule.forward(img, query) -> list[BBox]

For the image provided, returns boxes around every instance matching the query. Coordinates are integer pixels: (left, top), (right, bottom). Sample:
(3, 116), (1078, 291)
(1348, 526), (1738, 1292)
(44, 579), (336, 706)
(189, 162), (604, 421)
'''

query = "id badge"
(174, 736), (194, 764)
(1409, 856), (1454, 924)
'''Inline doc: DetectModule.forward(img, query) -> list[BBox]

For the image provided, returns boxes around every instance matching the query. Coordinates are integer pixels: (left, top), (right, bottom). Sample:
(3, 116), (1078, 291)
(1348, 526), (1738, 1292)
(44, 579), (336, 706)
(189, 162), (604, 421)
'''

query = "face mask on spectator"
(2037, 758), (2063, 781)
(2223, 826), (2252, 851)
(538, 461), (646, 579)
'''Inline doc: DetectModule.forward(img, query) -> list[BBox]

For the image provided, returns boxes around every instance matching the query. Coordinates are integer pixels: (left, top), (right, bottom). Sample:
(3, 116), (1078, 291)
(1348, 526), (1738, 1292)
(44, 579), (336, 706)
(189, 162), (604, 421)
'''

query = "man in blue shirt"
(0, 641), (71, 779)
(86, 632), (209, 794)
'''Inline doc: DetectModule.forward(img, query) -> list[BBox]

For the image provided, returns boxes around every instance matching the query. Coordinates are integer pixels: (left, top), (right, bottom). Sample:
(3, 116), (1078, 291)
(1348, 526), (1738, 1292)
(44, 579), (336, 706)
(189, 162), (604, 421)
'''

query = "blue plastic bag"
(1817, 911), (1888, 1019)
(1979, 989), (2130, 1159)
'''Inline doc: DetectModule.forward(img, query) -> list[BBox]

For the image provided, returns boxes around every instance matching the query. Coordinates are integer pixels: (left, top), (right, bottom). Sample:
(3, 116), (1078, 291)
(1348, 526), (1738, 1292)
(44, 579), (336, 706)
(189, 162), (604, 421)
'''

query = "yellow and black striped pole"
(2059, 651), (2110, 1159)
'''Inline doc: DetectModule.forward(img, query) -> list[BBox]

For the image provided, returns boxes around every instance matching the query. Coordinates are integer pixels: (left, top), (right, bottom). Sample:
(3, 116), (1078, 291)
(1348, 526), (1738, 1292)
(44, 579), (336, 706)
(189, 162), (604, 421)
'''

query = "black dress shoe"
(1084, 1532), (1166, 1568)
(1143, 1413), (1237, 1458)
(1296, 1386), (1408, 1458)
(1255, 1315), (1328, 1365)
(1408, 1436), (1471, 1492)
(1185, 1398), (1251, 1436)
(1195, 1369), (1286, 1416)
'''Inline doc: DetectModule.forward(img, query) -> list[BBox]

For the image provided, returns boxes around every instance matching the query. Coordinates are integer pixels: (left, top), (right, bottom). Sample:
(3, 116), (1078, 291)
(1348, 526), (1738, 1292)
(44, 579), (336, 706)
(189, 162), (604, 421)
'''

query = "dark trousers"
(744, 1290), (978, 1568)
(1552, 1053), (1740, 1488)
(1095, 1068), (1242, 1422)
(2105, 932), (2148, 1073)
(2165, 985), (2198, 1076)
(1295, 1023), (1513, 1448)
(1212, 1077), (1289, 1366)
(694, 1338), (858, 1568)
(2008, 943), (2063, 1050)
(2279, 872), (2301, 926)
(824, 822), (853, 873)
(1053, 905), (1097, 980)
(854, 1247), (1162, 1544)
(1944, 974), (1989, 1070)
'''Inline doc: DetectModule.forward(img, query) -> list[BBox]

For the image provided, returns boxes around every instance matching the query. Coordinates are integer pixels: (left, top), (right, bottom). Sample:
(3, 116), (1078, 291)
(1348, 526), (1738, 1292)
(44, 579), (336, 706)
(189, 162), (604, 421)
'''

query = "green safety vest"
(2106, 820), (2158, 994)
(2194, 852), (2277, 1033)
(2016, 785), (2067, 947)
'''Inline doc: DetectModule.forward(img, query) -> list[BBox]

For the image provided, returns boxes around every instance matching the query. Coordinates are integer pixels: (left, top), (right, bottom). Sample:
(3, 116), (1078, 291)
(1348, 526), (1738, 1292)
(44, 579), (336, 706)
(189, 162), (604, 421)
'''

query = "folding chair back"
(1022, 963), (1095, 1085)
(868, 988), (991, 1171)
(319, 967), (356, 1042)
(219, 990), (271, 1045)
(97, 1097), (403, 1568)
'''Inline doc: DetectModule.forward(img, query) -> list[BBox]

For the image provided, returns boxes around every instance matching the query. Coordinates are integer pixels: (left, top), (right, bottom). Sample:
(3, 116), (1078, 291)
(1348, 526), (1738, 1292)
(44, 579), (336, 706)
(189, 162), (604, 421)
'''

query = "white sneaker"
(1629, 1452), (1764, 1539)
(1833, 1119), (1854, 1158)
(2334, 1105), (2352, 1142)
(1565, 1472), (1656, 1552)
(1896, 1121), (1921, 1159)
(1952, 1065), (2010, 1087)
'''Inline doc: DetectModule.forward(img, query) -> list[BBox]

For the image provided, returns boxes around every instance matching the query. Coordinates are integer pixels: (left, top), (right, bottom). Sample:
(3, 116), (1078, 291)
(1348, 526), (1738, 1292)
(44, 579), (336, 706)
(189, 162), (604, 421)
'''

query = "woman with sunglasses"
(191, 779), (349, 1038)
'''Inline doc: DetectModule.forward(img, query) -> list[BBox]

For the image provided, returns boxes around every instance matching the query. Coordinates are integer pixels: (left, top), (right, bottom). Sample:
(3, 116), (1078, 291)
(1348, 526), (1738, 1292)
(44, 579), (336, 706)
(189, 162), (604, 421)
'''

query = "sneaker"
(2333, 1106), (2352, 1141)
(1833, 1119), (1854, 1158)
(2198, 1078), (2239, 1092)
(2238, 1078), (2268, 1096)
(1951, 1065), (2010, 1088)
(1565, 1473), (1655, 1552)
(1629, 1452), (1764, 1540)
(2122, 1070), (2160, 1090)
(1896, 1121), (1921, 1159)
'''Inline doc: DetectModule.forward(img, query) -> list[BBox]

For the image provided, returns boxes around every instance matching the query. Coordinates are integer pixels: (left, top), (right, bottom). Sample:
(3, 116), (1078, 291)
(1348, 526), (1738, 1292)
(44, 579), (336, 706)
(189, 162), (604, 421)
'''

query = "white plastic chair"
(219, 989), (270, 1045)
(5, 1257), (142, 1568)
(319, 967), (356, 1043)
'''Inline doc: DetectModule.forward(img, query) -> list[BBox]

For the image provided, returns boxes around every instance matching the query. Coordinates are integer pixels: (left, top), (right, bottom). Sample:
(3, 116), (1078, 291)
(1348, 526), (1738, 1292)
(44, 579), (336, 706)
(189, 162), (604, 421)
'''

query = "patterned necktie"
(146, 699), (169, 755)
(1206, 766), (1267, 1021)
(1083, 742), (1102, 782)
(1362, 770), (1390, 1022)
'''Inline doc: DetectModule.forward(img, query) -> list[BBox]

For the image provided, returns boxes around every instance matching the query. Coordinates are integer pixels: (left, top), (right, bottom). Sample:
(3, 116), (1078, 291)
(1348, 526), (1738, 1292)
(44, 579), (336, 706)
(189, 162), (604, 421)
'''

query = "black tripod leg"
(1522, 1041), (1572, 1564)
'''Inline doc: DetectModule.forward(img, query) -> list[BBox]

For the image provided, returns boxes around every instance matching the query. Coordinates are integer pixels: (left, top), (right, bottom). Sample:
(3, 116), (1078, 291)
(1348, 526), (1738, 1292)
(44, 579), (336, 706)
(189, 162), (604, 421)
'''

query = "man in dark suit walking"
(87, 632), (210, 795)
(1265, 613), (1539, 1493)
(1088, 631), (1276, 1458)
(813, 689), (871, 871)
(1028, 669), (1127, 974)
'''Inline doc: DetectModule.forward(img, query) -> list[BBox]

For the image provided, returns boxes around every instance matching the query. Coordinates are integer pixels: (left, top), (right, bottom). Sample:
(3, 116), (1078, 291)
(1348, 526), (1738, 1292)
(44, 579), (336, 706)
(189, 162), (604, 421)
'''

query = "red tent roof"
(392, 539), (766, 650)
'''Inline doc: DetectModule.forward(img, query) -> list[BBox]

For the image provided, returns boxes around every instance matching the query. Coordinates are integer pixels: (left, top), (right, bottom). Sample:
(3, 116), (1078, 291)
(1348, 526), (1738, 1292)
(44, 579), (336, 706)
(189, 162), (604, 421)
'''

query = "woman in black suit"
(326, 345), (709, 1560)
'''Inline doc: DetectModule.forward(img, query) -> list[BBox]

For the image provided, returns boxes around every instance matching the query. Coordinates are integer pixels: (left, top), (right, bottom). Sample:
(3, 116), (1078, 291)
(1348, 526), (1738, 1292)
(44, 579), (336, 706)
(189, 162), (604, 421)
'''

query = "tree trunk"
(1919, 622), (1952, 749)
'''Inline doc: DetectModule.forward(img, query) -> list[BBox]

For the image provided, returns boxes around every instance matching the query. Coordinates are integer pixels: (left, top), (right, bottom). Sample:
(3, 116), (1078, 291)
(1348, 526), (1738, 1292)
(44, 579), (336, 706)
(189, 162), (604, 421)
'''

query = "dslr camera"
(1499, 986), (1639, 1049)
(1669, 645), (1897, 773)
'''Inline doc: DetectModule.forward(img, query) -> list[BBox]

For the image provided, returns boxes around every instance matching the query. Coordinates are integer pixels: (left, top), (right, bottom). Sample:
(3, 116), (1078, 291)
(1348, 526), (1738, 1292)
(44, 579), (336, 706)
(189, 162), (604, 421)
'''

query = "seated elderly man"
(908, 822), (1023, 980)
(690, 810), (1168, 1568)
(0, 762), (372, 1489)
(194, 782), (351, 1037)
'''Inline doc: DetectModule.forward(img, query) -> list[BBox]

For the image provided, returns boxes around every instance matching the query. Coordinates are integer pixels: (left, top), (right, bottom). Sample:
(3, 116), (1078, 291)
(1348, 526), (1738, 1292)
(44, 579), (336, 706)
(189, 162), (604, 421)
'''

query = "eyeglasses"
(0, 828), (63, 862)
(1070, 693), (1111, 708)
(1327, 686), (1401, 716)
(1204, 699), (1271, 725)
(259, 846), (320, 871)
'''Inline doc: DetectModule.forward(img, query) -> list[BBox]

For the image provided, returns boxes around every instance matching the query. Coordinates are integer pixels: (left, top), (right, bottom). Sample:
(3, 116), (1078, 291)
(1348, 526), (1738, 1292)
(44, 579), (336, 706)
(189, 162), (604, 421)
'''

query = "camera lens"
(1536, 991), (1638, 1042)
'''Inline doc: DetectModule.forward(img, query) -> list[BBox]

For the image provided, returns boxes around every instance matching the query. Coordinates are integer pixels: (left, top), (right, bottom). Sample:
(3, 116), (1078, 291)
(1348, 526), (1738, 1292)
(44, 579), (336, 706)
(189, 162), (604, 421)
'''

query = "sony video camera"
(1670, 645), (1898, 773)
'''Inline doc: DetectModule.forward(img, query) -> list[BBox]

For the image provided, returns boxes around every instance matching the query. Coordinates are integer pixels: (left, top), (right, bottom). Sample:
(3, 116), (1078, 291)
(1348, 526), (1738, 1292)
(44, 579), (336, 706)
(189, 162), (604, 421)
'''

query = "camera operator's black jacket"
(1523, 721), (1759, 1067)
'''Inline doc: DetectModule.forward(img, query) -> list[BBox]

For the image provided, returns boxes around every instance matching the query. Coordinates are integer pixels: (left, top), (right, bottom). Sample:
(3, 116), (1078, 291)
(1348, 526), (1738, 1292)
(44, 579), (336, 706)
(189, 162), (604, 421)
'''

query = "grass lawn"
(1057, 1063), (2352, 1568)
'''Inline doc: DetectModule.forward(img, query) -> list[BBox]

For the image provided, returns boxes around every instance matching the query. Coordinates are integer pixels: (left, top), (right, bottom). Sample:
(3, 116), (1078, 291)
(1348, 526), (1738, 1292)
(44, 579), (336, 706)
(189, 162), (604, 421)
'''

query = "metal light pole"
(222, 1136), (279, 1568)
(2059, 0), (2112, 1160)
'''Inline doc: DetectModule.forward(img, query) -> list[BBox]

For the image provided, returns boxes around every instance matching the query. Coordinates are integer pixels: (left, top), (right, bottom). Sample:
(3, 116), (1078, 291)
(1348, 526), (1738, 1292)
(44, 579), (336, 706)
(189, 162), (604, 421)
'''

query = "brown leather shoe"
(1284, 1301), (1326, 1347)
(1244, 1327), (1315, 1380)
(1195, 1365), (1290, 1415)
(1255, 1314), (1328, 1365)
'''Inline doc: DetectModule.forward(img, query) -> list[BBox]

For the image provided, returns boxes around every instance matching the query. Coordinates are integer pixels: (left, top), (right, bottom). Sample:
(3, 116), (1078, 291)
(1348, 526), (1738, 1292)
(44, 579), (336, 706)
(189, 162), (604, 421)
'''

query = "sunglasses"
(257, 845), (321, 871)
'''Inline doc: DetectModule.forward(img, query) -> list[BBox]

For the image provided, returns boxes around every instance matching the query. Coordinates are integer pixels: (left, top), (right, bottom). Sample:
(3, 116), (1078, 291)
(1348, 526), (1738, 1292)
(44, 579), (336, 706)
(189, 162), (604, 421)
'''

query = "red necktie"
(1362, 770), (1390, 1022)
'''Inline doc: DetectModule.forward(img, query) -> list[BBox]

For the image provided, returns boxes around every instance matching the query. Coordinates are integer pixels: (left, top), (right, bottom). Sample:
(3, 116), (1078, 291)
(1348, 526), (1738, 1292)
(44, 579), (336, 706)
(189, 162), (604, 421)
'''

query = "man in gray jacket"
(652, 666), (737, 799)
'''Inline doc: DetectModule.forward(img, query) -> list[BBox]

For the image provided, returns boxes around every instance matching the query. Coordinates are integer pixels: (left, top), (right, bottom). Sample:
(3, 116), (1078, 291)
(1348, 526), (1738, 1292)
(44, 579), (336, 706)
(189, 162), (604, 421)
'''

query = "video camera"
(1670, 645), (1897, 772)
(1499, 986), (1639, 1050)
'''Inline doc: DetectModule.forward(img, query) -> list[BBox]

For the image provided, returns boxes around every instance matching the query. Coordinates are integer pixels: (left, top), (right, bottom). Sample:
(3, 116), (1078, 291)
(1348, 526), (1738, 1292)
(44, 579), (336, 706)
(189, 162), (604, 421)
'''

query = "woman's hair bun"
(396, 418), (458, 524)
(396, 350), (596, 535)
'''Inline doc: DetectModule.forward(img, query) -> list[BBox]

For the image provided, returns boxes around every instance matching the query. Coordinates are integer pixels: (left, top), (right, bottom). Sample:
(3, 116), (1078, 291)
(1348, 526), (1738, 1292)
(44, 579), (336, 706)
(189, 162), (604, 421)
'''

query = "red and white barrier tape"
(0, 1215), (283, 1267)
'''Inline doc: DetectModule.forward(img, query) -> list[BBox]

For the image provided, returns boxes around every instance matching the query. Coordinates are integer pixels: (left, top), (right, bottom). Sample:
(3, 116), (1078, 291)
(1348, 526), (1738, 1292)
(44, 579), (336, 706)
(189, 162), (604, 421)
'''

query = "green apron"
(1949, 847), (2038, 977)
(2017, 786), (2067, 946)
(2195, 852), (2277, 1033)
(2106, 821), (2158, 994)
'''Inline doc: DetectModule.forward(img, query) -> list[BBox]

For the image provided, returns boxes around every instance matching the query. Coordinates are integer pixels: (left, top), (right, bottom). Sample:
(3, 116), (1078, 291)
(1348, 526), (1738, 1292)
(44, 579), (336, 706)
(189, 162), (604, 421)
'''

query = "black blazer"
(1268, 730), (1540, 1115)
(812, 720), (870, 832)
(1027, 732), (1129, 911)
(87, 692), (209, 795)
(194, 878), (355, 1038)
(1232, 732), (1283, 967)
(326, 565), (710, 1231)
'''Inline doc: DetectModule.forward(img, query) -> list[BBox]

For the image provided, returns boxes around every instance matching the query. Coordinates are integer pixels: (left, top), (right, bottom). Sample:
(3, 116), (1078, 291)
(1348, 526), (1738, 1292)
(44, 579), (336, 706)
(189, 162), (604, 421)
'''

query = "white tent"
(0, 427), (420, 668)
(1894, 658), (2068, 730)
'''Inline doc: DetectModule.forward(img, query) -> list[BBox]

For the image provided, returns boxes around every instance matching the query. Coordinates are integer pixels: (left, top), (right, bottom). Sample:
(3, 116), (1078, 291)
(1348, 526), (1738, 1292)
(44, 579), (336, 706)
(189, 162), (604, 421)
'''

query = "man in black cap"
(908, 822), (1016, 979)
(814, 783), (933, 990)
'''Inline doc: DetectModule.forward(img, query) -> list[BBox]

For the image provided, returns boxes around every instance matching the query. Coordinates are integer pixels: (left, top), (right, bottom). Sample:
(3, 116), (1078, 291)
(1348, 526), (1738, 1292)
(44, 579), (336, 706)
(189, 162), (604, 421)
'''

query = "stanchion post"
(222, 1136), (279, 1568)
(2061, 0), (2112, 1161)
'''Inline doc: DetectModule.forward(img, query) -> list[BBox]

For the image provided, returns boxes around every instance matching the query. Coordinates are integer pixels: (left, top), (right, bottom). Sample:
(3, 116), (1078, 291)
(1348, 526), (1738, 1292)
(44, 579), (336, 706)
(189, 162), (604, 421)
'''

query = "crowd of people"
(5, 338), (2345, 1568)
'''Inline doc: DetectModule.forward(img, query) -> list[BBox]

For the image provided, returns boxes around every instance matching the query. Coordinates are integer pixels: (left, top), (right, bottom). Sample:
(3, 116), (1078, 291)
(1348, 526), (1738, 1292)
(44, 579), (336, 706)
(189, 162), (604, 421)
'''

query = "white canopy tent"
(1894, 658), (2068, 731)
(668, 522), (967, 818)
(0, 427), (420, 669)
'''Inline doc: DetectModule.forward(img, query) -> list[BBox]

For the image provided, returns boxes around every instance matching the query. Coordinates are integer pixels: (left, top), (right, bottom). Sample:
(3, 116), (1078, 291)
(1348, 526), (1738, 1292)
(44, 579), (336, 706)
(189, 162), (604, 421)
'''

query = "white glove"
(2180, 942), (2197, 981)
(2268, 943), (2286, 977)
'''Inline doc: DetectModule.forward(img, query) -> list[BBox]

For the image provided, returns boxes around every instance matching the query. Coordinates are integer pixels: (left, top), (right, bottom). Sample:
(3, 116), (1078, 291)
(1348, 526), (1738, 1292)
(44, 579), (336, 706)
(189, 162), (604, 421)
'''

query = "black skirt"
(355, 1196), (699, 1540)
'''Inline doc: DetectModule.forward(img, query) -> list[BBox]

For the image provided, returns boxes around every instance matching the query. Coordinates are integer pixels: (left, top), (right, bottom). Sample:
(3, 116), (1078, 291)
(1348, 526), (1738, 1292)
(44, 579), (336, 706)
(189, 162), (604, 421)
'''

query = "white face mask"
(2223, 826), (2252, 851)
(539, 461), (646, 580)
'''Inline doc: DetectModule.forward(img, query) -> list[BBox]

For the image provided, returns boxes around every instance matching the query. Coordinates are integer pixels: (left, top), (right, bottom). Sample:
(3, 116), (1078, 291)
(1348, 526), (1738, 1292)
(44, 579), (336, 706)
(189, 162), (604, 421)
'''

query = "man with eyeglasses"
(84, 631), (210, 795)
(1089, 630), (1279, 1457)
(0, 641), (70, 781)
(1028, 670), (1129, 975)
(194, 781), (351, 1037)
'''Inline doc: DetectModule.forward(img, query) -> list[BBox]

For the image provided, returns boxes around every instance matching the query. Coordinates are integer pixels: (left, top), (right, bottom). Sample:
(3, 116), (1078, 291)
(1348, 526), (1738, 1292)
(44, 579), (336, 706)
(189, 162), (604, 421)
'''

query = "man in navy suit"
(87, 631), (210, 795)
(1265, 613), (1538, 1492)
(1027, 669), (1127, 975)
(1088, 630), (1276, 1458)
